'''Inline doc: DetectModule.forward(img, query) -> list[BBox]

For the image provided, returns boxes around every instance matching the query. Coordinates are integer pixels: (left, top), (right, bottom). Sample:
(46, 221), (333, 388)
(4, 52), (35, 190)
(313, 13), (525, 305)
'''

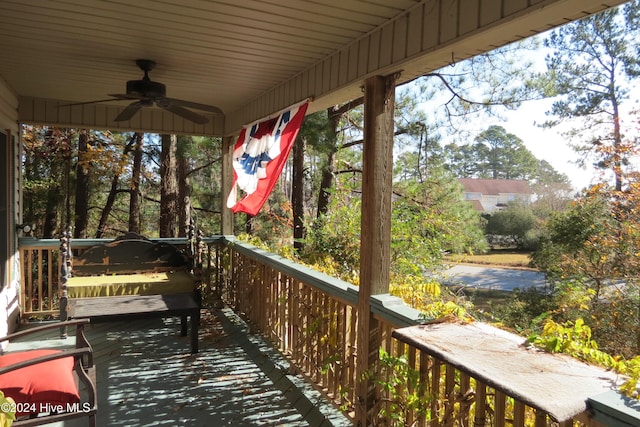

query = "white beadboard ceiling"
(0, 0), (628, 135)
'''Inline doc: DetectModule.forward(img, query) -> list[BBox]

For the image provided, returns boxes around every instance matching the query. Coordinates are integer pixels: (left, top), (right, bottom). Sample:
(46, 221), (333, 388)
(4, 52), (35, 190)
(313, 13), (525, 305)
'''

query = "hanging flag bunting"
(227, 99), (309, 216)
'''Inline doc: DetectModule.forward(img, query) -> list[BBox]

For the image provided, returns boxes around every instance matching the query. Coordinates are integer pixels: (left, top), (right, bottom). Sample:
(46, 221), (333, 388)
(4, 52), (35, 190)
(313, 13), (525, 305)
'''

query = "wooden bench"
(59, 232), (201, 354)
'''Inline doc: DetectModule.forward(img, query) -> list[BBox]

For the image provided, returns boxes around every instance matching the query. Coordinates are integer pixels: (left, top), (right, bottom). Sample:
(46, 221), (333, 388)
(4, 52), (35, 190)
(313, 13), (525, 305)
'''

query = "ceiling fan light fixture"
(126, 79), (166, 98)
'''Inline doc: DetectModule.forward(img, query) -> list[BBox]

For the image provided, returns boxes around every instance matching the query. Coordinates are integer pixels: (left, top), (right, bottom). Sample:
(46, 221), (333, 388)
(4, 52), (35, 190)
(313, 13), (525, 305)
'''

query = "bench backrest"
(73, 238), (191, 276)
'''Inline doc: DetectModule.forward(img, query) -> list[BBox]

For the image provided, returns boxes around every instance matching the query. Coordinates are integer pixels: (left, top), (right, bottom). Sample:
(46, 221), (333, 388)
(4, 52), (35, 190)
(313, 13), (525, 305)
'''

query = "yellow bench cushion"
(66, 271), (195, 298)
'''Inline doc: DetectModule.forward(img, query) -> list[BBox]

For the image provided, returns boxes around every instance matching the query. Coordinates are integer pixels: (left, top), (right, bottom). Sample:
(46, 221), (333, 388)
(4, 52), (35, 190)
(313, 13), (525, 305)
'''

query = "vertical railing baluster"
(348, 306), (357, 412)
(535, 408), (548, 427)
(283, 274), (290, 352)
(495, 390), (506, 427)
(443, 364), (456, 427)
(407, 345), (417, 426)
(513, 401), (526, 427)
(314, 289), (322, 384)
(290, 279), (300, 366)
(47, 247), (54, 312)
(334, 301), (345, 401)
(19, 246), (27, 315)
(26, 248), (33, 313)
(323, 294), (331, 389)
(326, 297), (336, 395)
(459, 372), (471, 426)
(274, 268), (280, 343)
(474, 381), (486, 427)
(418, 351), (430, 427)
(286, 276), (293, 356)
(303, 286), (314, 377)
(36, 249), (43, 311)
(431, 359), (441, 427)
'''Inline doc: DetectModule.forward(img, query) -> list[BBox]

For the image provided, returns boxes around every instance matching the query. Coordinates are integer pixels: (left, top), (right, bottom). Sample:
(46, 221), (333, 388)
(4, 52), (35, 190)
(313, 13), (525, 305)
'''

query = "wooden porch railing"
(218, 238), (605, 426)
(19, 238), (61, 318)
(19, 236), (609, 426)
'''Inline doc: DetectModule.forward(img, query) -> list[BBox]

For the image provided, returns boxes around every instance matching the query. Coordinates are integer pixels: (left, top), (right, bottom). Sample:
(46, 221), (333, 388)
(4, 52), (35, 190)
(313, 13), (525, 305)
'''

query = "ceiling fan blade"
(108, 93), (140, 100)
(160, 103), (209, 124)
(113, 102), (143, 122)
(162, 97), (223, 115)
(59, 98), (122, 107)
(60, 94), (140, 108)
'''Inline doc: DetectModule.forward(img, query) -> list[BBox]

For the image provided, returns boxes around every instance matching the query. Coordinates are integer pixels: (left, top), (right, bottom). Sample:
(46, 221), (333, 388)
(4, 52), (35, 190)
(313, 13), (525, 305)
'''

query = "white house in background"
(459, 178), (532, 212)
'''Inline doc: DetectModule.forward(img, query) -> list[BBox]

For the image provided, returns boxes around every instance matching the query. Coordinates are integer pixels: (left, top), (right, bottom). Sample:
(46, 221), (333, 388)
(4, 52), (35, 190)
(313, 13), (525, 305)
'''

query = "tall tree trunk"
(96, 133), (138, 238)
(96, 174), (119, 239)
(245, 216), (254, 235)
(63, 151), (72, 230)
(611, 94), (623, 192)
(129, 133), (143, 234)
(177, 136), (192, 237)
(317, 100), (362, 217)
(42, 181), (62, 238)
(317, 149), (336, 218)
(160, 134), (178, 237)
(39, 127), (71, 237)
(317, 106), (341, 217)
(73, 130), (90, 238)
(292, 136), (305, 252)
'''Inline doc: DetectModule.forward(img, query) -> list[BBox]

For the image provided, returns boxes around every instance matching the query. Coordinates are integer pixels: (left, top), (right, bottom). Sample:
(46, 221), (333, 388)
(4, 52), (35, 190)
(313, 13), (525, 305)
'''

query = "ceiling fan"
(67, 59), (222, 124)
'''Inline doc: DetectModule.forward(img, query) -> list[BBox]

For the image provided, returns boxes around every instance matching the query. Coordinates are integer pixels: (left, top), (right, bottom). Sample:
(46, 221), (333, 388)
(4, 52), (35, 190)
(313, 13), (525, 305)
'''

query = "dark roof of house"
(458, 179), (532, 195)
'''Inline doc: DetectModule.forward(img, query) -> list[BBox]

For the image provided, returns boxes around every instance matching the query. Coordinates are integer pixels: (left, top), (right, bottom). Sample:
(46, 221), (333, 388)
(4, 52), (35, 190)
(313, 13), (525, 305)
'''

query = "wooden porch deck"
(7, 307), (351, 427)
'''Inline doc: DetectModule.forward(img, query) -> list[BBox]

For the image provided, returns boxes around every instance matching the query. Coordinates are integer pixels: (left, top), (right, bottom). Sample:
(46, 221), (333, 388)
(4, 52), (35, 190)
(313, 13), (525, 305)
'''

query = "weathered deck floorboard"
(6, 307), (350, 427)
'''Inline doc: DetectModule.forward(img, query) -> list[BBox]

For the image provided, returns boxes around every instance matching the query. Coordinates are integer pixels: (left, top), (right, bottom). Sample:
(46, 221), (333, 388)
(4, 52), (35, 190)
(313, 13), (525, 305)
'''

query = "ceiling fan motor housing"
(126, 79), (166, 99)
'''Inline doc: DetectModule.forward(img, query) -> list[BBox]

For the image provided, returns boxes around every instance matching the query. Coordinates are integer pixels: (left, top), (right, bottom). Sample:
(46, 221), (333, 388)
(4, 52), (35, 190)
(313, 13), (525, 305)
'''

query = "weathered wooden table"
(67, 293), (200, 354)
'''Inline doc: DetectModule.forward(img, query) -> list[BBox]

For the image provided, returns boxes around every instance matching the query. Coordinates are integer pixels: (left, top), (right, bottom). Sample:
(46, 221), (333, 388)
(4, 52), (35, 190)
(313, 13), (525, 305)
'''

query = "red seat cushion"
(0, 349), (80, 416)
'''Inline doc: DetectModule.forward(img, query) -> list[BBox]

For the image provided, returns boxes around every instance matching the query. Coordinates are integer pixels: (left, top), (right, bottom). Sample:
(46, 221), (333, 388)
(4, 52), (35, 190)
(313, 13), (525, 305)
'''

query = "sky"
(497, 101), (595, 191)
(498, 91), (640, 191)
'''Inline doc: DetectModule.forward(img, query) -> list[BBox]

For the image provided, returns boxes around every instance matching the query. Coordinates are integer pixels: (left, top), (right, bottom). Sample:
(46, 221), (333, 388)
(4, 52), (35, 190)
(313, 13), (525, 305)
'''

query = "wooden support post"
(355, 74), (396, 426)
(221, 135), (235, 236)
